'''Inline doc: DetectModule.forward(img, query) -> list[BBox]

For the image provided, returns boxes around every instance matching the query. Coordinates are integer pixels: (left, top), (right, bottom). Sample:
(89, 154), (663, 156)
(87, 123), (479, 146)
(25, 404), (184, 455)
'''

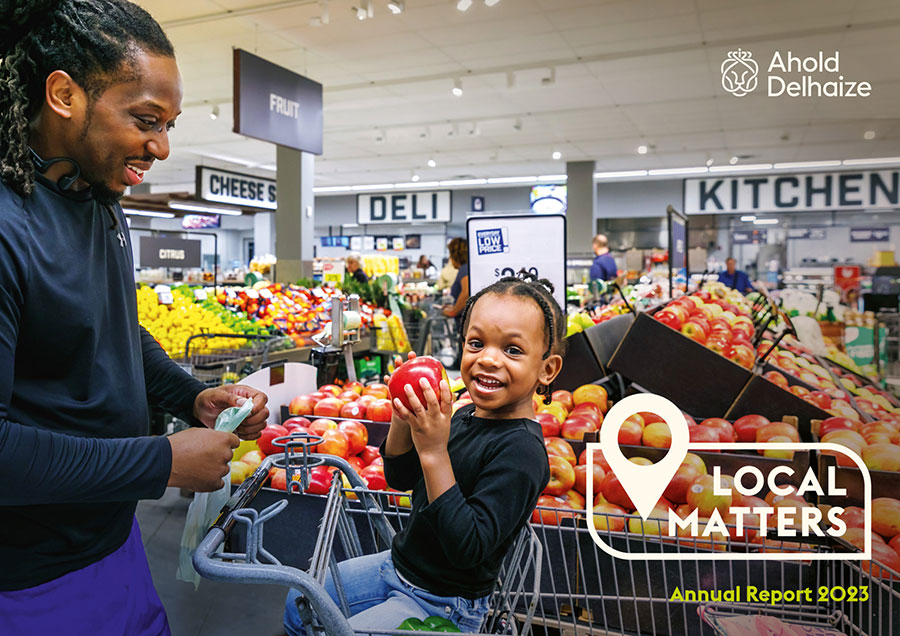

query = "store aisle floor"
(137, 488), (288, 636)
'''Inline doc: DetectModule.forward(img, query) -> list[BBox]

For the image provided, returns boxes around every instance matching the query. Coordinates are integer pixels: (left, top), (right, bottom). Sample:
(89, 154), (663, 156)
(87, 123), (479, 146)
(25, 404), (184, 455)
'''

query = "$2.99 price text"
(495, 267), (539, 278)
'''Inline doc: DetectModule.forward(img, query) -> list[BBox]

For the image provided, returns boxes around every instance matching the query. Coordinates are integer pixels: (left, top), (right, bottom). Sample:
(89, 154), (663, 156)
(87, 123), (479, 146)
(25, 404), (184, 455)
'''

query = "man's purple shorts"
(0, 517), (170, 636)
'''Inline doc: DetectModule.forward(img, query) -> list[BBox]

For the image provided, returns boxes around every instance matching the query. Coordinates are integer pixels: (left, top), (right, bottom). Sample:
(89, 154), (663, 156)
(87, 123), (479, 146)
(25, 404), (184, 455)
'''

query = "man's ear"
(538, 353), (564, 388)
(44, 70), (86, 121)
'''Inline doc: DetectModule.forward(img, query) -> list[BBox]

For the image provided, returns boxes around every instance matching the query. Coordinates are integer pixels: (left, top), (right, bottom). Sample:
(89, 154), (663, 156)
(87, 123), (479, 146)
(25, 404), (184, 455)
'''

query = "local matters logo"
(721, 49), (871, 98)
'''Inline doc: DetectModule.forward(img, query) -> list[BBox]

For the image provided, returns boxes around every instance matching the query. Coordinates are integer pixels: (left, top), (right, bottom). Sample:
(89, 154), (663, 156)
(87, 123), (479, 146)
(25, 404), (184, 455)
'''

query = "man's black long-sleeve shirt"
(0, 175), (207, 590)
(381, 404), (549, 599)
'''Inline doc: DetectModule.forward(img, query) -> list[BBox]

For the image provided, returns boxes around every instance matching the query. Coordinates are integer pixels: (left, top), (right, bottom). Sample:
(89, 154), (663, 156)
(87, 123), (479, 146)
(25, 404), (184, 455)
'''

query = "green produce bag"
(176, 397), (254, 589)
(397, 616), (460, 632)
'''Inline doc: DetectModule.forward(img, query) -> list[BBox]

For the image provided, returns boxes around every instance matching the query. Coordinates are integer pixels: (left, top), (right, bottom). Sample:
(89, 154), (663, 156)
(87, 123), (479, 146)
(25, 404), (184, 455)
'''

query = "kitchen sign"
(140, 237), (202, 268)
(684, 169), (899, 214)
(197, 166), (276, 210)
(233, 49), (323, 154)
(357, 191), (451, 224)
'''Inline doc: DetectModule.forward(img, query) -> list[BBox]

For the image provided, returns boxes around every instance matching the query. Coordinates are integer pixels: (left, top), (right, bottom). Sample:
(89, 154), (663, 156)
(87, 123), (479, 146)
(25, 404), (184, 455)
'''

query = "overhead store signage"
(787, 228), (826, 239)
(140, 237), (202, 268)
(849, 227), (889, 242)
(357, 191), (451, 224)
(197, 166), (276, 210)
(320, 236), (350, 248)
(233, 49), (323, 154)
(684, 169), (899, 214)
(467, 214), (566, 309)
(732, 230), (767, 244)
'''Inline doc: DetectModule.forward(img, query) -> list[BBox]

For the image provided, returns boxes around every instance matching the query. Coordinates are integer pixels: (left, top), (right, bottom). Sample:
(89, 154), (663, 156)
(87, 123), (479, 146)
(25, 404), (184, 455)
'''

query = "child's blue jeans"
(283, 550), (491, 634)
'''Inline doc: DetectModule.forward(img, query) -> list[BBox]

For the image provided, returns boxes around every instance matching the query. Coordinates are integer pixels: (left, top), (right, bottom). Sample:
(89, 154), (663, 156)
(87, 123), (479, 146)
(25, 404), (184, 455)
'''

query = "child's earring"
(538, 383), (552, 405)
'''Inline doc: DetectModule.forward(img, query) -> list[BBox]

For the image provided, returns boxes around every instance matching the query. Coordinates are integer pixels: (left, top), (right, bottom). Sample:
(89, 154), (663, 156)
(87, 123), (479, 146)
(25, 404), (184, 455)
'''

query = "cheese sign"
(357, 191), (451, 224)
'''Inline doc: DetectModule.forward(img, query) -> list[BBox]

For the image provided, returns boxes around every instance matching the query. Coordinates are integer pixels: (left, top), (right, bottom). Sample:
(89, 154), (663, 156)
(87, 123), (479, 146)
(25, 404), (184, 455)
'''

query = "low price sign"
(466, 214), (566, 309)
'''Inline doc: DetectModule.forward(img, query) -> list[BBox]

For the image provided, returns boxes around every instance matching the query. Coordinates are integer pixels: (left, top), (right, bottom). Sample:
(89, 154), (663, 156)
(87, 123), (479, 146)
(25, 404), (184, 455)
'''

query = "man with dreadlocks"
(0, 1), (269, 632)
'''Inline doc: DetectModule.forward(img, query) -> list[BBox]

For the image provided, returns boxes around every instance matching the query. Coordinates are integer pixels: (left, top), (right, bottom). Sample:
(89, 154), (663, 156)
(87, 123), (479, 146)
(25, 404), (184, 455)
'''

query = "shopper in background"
(434, 255), (458, 291)
(417, 254), (437, 279)
(346, 252), (370, 283)
(718, 257), (753, 293)
(589, 234), (619, 282)
(443, 238), (469, 319)
(0, 1), (268, 633)
(284, 273), (563, 633)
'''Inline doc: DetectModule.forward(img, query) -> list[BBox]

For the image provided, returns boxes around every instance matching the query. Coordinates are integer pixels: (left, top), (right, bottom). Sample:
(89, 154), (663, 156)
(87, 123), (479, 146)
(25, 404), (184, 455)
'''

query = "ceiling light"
(740, 215), (757, 222)
(708, 163), (773, 173)
(729, 156), (739, 165)
(706, 158), (714, 167)
(456, 0), (472, 11)
(209, 104), (219, 120)
(411, 174), (420, 182)
(594, 170), (648, 179)
(427, 158), (437, 168)
(647, 167), (708, 176)
(864, 130), (876, 140)
(552, 151), (562, 160)
(452, 78), (463, 97)
(842, 156), (900, 166)
(484, 0), (500, 5)
(387, 0), (404, 13)
(313, 186), (353, 193)
(351, 184), (394, 191)
(440, 178), (487, 186)
(486, 176), (538, 184)
(772, 160), (842, 169)
(754, 218), (778, 225)
(394, 180), (439, 188)
(537, 174), (567, 181)
(168, 201), (242, 216)
(122, 208), (175, 219)
(637, 145), (648, 155)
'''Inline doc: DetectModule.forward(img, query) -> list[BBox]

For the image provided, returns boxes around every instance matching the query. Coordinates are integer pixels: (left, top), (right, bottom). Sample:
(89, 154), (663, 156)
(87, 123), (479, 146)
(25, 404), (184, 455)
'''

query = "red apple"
(686, 474), (733, 517)
(288, 394), (317, 416)
(618, 413), (645, 446)
(269, 468), (287, 491)
(728, 343), (755, 369)
(309, 391), (330, 402)
(763, 370), (789, 389)
(756, 422), (800, 444)
(663, 462), (702, 504)
(344, 381), (365, 395)
(689, 425), (721, 449)
(338, 420), (368, 456)
(338, 390), (359, 403)
(579, 448), (611, 474)
(356, 394), (377, 409)
(552, 390), (574, 412)
(806, 390), (832, 410)
(573, 463), (606, 496)
(360, 464), (387, 491)
(532, 495), (577, 525)
(863, 445), (900, 472)
(346, 456), (366, 474)
(313, 397), (345, 418)
(545, 437), (576, 466)
(362, 383), (390, 400)
(309, 418), (338, 437)
(600, 470), (635, 510)
(733, 414), (770, 443)
(340, 401), (367, 420)
(318, 384), (342, 397)
(360, 445), (381, 466)
(537, 412), (561, 437)
(789, 385), (810, 397)
(591, 502), (627, 532)
(655, 309), (684, 330)
(572, 384), (608, 413)
(388, 356), (448, 411)
(282, 416), (312, 432)
(561, 415), (599, 441)
(367, 398), (393, 422)
(257, 424), (289, 456)
(318, 429), (350, 458)
(681, 321), (707, 344)
(819, 416), (859, 437)
(642, 422), (672, 448)
(699, 418), (736, 443)
(544, 454), (577, 496)
(564, 489), (586, 512)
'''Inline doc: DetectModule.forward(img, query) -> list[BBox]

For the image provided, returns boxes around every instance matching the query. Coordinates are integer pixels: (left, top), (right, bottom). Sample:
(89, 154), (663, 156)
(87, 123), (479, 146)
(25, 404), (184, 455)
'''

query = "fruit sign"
(586, 393), (874, 562)
(466, 214), (566, 309)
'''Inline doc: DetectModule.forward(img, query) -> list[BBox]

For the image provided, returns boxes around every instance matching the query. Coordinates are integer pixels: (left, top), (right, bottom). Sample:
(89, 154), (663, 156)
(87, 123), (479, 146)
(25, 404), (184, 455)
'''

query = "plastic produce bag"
(176, 397), (255, 588)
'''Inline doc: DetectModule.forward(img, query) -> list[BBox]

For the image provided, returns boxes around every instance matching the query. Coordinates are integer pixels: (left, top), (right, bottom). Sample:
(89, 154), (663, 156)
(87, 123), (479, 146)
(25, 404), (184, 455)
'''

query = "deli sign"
(140, 237), (202, 268)
(357, 191), (451, 224)
(685, 169), (899, 214)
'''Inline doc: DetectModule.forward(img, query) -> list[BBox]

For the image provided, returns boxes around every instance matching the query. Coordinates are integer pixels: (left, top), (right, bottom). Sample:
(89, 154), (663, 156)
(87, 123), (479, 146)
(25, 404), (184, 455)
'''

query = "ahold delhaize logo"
(721, 49), (758, 97)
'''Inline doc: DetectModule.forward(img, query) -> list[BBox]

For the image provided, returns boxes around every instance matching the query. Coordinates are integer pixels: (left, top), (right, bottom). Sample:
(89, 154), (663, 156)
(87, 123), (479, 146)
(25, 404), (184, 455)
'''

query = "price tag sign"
(311, 287), (327, 299)
(226, 288), (237, 299)
(157, 291), (174, 305)
(467, 214), (566, 309)
(259, 288), (274, 300)
(246, 288), (260, 299)
(193, 289), (208, 301)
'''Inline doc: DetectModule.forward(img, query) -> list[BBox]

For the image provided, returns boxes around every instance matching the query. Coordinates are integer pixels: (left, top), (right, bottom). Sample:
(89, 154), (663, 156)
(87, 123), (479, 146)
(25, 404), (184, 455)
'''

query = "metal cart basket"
(193, 444), (543, 636)
(180, 333), (291, 387)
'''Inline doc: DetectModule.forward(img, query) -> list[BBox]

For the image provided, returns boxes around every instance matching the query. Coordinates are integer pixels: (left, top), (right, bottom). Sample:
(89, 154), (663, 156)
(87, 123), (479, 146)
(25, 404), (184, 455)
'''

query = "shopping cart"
(180, 333), (291, 387)
(193, 438), (543, 635)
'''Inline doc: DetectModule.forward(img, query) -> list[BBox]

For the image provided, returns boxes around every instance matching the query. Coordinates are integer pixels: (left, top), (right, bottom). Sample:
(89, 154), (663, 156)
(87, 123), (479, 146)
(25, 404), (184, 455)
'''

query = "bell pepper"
(397, 617), (425, 631)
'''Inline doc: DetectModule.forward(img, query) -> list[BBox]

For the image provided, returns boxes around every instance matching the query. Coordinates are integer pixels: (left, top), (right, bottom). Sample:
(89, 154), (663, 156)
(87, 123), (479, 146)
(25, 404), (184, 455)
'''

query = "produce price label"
(245, 288), (259, 299)
(466, 214), (566, 309)
(259, 288), (274, 300)
(157, 291), (174, 305)
(193, 289), (208, 301)
(584, 393), (875, 562)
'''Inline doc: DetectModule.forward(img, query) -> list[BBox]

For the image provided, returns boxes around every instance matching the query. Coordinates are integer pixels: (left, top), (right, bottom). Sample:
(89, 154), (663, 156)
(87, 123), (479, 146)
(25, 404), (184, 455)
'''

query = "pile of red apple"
(288, 381), (393, 423)
(816, 416), (900, 472)
(828, 496), (900, 579)
(534, 384), (609, 441)
(653, 291), (757, 369)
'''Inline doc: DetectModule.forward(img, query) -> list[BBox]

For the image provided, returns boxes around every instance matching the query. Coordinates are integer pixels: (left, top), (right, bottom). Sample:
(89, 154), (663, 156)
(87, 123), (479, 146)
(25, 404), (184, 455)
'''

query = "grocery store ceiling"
(136, 0), (900, 191)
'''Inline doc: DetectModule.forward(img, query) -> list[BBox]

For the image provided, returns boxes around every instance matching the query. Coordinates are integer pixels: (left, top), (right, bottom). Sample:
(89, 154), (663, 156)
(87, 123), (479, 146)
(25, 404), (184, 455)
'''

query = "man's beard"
(91, 181), (125, 206)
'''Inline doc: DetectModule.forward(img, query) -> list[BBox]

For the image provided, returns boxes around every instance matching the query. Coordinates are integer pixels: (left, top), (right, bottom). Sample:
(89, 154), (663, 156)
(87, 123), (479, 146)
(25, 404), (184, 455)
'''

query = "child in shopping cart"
(284, 272), (565, 634)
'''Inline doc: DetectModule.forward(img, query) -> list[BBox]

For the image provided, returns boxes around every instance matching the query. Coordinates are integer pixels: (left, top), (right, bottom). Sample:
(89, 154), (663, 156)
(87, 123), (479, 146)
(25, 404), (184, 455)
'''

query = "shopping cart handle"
(193, 528), (355, 636)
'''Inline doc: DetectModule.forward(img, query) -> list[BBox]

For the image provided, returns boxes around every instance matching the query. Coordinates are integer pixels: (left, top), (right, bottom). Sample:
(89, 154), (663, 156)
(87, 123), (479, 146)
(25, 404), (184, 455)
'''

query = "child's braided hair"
(459, 269), (568, 403)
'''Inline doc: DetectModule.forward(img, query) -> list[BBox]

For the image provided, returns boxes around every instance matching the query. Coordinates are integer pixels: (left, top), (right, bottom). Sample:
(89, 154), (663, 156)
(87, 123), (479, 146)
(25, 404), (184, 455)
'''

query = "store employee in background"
(590, 234), (619, 282)
(347, 252), (370, 283)
(0, 1), (268, 634)
(718, 257), (753, 293)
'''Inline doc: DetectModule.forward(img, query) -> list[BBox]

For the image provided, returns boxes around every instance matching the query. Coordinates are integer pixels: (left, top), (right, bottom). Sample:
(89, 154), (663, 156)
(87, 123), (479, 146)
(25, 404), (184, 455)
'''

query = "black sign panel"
(850, 227), (890, 242)
(733, 230), (767, 245)
(140, 237), (202, 268)
(233, 49), (323, 154)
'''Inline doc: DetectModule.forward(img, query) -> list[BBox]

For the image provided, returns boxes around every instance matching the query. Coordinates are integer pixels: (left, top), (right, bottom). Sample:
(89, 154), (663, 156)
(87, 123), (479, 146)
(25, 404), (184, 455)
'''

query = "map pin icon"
(599, 393), (690, 520)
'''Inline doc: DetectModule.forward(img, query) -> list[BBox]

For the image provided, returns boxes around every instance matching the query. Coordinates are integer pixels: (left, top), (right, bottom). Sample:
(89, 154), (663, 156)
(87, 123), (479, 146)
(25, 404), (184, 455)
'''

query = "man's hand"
(193, 384), (269, 440)
(167, 428), (240, 492)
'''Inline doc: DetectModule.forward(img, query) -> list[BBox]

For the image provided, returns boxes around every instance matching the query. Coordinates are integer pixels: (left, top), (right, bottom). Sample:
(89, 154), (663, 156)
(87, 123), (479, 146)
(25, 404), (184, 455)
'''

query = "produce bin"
(554, 330), (607, 392)
(816, 453), (900, 506)
(608, 312), (753, 417)
(725, 376), (830, 443)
